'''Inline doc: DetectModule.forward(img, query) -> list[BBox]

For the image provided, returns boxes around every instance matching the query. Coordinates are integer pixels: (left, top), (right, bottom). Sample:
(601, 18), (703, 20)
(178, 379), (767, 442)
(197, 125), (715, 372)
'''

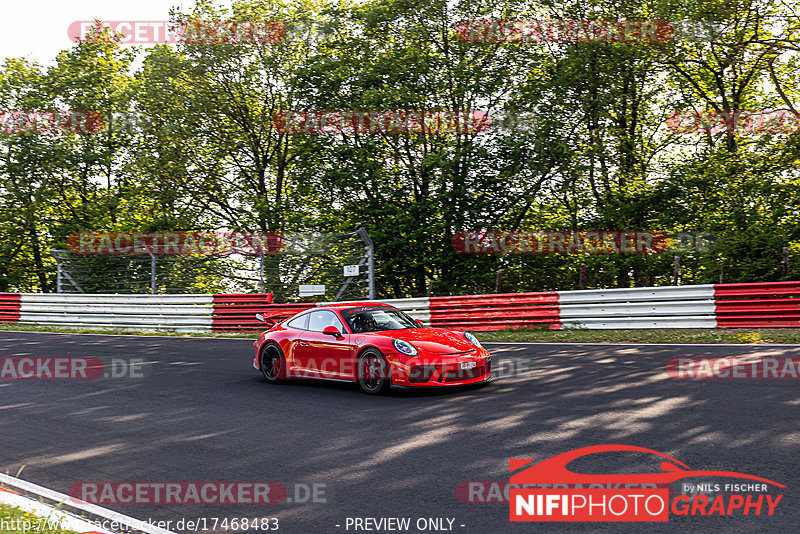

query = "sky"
(0, 0), (228, 65)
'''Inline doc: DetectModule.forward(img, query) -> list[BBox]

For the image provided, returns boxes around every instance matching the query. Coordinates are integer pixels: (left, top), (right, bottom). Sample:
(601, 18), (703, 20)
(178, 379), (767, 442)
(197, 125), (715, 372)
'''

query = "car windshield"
(341, 306), (419, 332)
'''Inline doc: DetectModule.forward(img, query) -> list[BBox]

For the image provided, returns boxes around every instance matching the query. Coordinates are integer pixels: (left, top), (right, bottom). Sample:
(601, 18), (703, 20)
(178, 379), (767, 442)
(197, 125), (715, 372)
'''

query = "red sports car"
(252, 303), (492, 394)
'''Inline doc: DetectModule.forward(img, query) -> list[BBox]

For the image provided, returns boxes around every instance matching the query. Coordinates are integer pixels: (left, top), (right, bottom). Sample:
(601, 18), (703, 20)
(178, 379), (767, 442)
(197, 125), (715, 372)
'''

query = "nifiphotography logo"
(509, 445), (784, 522)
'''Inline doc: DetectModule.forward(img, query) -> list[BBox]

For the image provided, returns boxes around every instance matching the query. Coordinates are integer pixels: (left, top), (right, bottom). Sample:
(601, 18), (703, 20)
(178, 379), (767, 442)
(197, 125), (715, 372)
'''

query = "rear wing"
(255, 310), (297, 326)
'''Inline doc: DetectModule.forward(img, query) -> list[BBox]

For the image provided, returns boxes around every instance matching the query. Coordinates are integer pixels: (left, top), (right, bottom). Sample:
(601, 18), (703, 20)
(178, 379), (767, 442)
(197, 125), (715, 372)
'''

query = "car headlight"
(393, 339), (418, 356)
(464, 331), (482, 348)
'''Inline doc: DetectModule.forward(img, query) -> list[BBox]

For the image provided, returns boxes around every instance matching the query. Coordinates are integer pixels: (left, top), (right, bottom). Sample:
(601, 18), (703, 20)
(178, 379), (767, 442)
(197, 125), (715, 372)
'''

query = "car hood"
(384, 328), (476, 354)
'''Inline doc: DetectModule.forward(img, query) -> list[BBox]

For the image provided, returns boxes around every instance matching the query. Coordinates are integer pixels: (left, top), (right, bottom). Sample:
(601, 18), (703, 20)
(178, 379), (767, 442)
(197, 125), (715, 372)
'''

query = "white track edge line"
(0, 490), (115, 534)
(2, 330), (800, 346)
(0, 474), (177, 534)
(0, 330), (240, 340)
(481, 341), (800, 348)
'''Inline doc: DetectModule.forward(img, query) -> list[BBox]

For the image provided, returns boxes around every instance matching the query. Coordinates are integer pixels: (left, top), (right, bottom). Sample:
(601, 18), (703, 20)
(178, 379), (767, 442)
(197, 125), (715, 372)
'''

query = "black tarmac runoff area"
(1, 331), (799, 534)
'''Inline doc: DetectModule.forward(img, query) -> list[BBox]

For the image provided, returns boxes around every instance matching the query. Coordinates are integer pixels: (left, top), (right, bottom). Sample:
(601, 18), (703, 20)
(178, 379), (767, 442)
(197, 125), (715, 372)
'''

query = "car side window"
(286, 313), (309, 330)
(307, 310), (345, 333)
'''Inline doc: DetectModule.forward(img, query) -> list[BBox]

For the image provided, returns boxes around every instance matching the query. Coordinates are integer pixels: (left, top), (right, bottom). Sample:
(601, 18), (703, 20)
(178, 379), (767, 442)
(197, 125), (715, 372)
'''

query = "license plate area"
(460, 361), (476, 370)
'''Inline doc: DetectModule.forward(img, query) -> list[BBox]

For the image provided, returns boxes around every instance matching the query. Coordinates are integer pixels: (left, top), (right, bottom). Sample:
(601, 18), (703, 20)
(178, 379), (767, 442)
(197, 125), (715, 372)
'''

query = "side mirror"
(256, 313), (265, 322)
(322, 325), (342, 338)
(415, 319), (424, 327)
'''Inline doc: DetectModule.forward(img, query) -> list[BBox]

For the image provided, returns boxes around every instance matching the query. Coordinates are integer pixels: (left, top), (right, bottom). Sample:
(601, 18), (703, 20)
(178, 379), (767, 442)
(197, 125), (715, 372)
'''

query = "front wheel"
(357, 349), (391, 395)
(260, 344), (285, 384)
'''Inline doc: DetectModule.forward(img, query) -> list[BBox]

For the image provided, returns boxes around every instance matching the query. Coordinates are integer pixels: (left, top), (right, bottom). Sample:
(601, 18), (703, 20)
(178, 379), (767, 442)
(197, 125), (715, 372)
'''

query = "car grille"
(442, 365), (486, 382)
(408, 365), (439, 383)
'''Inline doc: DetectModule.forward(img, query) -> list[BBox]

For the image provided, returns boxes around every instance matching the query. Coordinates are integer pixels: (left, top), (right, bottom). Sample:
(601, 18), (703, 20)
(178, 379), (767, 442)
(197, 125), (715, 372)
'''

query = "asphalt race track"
(1, 331), (798, 533)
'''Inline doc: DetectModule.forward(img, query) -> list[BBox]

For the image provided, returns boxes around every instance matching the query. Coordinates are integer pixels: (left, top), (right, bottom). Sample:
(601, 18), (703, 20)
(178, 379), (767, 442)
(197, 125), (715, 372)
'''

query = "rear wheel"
(357, 349), (391, 395)
(260, 344), (285, 384)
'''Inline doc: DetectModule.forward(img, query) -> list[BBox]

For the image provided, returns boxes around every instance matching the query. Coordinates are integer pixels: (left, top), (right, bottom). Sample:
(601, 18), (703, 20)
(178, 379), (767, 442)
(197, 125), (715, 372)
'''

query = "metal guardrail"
(558, 284), (716, 303)
(429, 292), (560, 331)
(0, 281), (798, 332)
(0, 293), (21, 322)
(17, 293), (213, 332)
(714, 282), (800, 327)
(558, 285), (716, 329)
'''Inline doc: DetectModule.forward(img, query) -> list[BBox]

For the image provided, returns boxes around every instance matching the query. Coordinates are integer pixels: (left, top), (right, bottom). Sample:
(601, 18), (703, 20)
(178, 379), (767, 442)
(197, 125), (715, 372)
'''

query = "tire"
(357, 349), (391, 395)
(260, 343), (285, 384)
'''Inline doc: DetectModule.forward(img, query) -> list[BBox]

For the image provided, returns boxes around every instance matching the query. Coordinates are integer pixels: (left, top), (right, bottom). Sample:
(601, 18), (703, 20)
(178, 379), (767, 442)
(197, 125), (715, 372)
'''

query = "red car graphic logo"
(510, 444), (784, 487)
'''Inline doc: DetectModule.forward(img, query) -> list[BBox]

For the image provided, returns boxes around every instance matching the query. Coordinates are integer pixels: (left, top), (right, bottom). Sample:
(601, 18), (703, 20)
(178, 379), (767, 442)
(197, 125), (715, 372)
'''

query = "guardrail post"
(356, 227), (376, 300)
(144, 244), (156, 294)
(783, 247), (790, 277)
(579, 263), (586, 290)
(259, 253), (265, 293)
(673, 255), (680, 285)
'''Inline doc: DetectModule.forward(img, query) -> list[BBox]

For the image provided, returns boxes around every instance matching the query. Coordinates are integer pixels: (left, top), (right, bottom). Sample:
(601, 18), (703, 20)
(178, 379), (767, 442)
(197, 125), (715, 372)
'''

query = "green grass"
(1, 321), (799, 344)
(0, 504), (81, 534)
(477, 327), (800, 344)
(0, 322), (254, 338)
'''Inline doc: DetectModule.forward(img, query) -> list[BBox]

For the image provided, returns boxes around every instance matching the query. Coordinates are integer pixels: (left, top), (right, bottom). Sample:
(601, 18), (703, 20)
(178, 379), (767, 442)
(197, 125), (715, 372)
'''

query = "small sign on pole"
(299, 284), (326, 297)
(343, 265), (360, 277)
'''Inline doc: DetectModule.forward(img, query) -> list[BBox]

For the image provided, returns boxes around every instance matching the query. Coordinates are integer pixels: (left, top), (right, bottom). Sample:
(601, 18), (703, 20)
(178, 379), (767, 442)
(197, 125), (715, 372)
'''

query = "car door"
(281, 312), (310, 376)
(295, 310), (352, 379)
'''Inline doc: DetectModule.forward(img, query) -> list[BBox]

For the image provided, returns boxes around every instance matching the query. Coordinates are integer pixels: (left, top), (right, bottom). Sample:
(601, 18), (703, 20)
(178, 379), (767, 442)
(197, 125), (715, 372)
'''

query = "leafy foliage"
(1, 0), (799, 296)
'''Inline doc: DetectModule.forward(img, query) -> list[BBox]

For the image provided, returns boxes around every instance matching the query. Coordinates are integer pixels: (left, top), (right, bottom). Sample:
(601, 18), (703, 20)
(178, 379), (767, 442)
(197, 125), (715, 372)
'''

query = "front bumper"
(387, 349), (492, 387)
